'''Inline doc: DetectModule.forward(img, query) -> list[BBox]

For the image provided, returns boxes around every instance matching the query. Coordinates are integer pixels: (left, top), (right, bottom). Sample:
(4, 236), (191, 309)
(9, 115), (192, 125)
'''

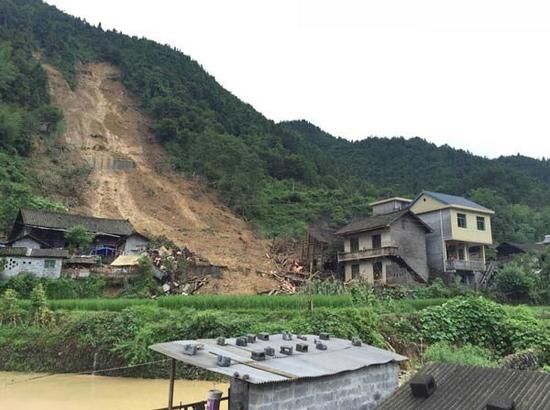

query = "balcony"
(338, 246), (398, 262)
(445, 259), (486, 272)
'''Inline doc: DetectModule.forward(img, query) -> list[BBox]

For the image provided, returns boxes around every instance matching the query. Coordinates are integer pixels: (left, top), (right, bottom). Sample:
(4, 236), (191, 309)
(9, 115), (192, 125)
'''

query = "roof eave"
(413, 204), (494, 215)
(335, 224), (389, 236)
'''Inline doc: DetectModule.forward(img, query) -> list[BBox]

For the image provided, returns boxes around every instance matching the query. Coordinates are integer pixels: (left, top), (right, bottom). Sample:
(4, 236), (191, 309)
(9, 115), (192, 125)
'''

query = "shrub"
(30, 284), (53, 326)
(0, 274), (106, 299)
(423, 341), (496, 367)
(0, 289), (23, 325)
(300, 279), (348, 295)
(420, 296), (548, 356)
(493, 263), (536, 301)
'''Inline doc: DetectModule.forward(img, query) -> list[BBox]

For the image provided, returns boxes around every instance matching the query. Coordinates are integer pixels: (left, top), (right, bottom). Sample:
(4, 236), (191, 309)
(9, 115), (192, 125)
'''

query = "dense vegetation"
(0, 286), (548, 376)
(1, 0), (550, 241)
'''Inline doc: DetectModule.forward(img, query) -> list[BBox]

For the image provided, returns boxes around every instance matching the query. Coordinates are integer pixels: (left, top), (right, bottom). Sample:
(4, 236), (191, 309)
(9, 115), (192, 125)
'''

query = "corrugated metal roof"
(150, 334), (406, 385)
(377, 362), (550, 410)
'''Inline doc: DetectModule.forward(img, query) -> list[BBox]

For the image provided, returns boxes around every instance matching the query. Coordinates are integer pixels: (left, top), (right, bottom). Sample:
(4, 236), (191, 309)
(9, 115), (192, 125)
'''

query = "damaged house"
(8, 208), (149, 256)
(336, 197), (431, 284)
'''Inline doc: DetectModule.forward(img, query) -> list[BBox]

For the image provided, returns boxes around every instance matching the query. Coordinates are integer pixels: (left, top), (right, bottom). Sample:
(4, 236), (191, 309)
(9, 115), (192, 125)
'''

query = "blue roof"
(421, 191), (493, 212)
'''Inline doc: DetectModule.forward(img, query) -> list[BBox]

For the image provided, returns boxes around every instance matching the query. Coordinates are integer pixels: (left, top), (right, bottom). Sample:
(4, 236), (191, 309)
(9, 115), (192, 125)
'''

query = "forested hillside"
(1, 0), (550, 243)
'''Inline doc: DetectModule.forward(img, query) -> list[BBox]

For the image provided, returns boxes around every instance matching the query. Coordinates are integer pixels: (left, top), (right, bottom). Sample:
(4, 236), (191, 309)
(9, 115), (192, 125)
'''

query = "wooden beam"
(168, 358), (176, 410)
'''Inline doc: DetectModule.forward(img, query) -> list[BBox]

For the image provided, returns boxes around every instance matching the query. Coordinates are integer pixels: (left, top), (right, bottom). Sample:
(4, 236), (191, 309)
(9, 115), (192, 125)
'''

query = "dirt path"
(44, 62), (278, 294)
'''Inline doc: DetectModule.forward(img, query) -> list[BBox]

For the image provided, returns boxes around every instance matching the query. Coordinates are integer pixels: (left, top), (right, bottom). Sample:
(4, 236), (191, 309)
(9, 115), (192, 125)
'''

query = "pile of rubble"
(263, 239), (310, 295)
(149, 245), (226, 295)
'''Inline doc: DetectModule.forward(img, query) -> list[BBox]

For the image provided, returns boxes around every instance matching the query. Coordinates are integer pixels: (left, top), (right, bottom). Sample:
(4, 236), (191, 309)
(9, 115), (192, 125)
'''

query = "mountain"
(1, 0), (550, 245)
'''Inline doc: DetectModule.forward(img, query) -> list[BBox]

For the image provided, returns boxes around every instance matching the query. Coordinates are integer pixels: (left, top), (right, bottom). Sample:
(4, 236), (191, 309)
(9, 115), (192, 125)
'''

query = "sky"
(44, 0), (550, 159)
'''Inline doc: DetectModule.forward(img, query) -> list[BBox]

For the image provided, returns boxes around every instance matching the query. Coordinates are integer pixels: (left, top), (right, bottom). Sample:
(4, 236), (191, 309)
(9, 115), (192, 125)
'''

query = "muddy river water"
(0, 371), (228, 410)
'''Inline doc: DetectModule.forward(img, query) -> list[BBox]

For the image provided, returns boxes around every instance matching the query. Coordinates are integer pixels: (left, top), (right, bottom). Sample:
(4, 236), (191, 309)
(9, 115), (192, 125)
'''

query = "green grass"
(16, 294), (355, 312)
(157, 294), (354, 310)
(387, 298), (448, 313)
(423, 341), (496, 367)
(17, 293), (547, 315)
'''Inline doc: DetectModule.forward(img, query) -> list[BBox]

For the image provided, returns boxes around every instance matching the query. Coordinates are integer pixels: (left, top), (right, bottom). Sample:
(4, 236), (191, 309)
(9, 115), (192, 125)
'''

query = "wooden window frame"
(351, 263), (360, 279)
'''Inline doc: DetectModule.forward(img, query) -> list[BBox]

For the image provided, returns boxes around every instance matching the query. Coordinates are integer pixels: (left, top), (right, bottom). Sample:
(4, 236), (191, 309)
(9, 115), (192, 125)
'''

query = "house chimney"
(410, 374), (436, 398)
(485, 394), (516, 410)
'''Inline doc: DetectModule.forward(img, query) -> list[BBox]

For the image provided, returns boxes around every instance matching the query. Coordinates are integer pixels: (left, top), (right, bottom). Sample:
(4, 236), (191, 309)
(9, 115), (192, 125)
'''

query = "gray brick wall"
(416, 209), (452, 276)
(390, 213), (430, 281)
(230, 362), (399, 410)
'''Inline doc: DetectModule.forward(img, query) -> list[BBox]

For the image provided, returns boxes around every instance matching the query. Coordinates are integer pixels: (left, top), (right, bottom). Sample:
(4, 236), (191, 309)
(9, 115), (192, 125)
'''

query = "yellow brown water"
(0, 371), (228, 410)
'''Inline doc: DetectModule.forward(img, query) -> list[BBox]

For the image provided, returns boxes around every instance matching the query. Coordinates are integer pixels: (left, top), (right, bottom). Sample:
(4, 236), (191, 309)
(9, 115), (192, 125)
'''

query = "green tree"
(65, 225), (94, 252)
(36, 105), (63, 134)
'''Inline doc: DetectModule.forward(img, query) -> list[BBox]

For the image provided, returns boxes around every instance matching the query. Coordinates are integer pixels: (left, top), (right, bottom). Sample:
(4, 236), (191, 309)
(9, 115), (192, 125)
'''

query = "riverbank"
(0, 371), (228, 410)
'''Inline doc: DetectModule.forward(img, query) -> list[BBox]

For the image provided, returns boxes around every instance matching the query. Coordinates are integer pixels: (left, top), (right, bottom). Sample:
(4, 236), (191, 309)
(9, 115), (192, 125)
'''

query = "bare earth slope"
(44, 62), (277, 294)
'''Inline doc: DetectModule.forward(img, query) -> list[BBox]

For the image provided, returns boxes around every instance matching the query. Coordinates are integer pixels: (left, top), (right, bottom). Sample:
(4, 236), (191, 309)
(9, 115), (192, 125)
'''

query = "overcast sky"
(45, 0), (550, 159)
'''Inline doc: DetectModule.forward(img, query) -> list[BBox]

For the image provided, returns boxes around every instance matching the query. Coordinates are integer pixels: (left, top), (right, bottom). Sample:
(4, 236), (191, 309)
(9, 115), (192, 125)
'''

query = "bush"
(412, 278), (473, 299)
(493, 263), (536, 301)
(0, 289), (23, 325)
(420, 296), (548, 356)
(30, 284), (53, 326)
(0, 274), (106, 299)
(423, 341), (496, 367)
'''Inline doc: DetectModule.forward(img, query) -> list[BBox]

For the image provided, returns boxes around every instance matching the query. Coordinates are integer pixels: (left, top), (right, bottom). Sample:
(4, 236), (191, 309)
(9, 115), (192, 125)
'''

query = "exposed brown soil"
(43, 62), (278, 294)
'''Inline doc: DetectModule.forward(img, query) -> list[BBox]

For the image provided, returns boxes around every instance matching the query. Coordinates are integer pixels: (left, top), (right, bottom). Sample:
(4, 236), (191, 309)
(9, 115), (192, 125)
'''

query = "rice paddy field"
(14, 295), (455, 313)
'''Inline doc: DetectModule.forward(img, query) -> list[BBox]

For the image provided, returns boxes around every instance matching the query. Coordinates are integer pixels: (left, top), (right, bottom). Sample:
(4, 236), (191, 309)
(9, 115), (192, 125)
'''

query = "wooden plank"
(168, 358), (176, 410)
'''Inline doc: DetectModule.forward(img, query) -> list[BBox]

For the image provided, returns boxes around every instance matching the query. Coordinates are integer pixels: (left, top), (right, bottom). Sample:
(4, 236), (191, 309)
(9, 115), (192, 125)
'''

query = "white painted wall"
(1, 256), (63, 278)
(10, 238), (42, 249)
(123, 235), (149, 255)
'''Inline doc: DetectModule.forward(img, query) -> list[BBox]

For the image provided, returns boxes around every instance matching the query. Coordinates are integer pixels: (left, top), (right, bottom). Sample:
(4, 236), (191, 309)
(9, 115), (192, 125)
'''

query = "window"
(373, 262), (383, 281)
(44, 259), (56, 269)
(372, 234), (382, 249)
(458, 247), (465, 260)
(351, 264), (360, 279)
(350, 237), (359, 252)
(476, 216), (485, 231)
(457, 213), (467, 228)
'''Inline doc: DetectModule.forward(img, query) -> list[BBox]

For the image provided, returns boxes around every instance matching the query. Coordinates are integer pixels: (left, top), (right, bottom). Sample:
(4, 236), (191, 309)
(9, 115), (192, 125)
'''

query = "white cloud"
(45, 0), (550, 159)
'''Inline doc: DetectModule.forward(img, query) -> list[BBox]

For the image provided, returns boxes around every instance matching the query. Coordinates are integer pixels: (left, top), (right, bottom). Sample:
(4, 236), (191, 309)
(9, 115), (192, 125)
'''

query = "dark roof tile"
(378, 362), (550, 410)
(20, 209), (134, 237)
(335, 209), (431, 235)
